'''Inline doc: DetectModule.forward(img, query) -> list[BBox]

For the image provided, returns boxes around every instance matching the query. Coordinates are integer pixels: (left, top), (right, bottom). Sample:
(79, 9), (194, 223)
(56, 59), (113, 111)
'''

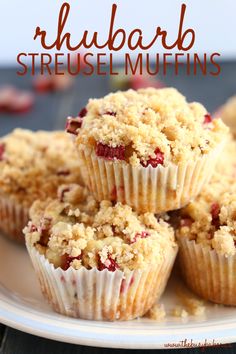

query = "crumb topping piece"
(177, 172), (236, 256)
(219, 95), (236, 134)
(70, 88), (228, 166)
(24, 184), (177, 272)
(0, 129), (83, 205)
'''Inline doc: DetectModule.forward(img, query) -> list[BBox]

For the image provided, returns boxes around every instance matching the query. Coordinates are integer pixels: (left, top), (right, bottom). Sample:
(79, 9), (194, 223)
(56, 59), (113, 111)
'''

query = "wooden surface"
(0, 62), (236, 353)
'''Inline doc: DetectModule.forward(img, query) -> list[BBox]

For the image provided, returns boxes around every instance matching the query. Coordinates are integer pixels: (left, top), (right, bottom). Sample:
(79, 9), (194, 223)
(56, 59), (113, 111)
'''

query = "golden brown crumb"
(0, 129), (83, 206)
(219, 95), (236, 136)
(216, 134), (236, 176)
(146, 304), (166, 321)
(74, 88), (228, 165)
(177, 171), (236, 256)
(171, 306), (189, 318)
(176, 287), (206, 316)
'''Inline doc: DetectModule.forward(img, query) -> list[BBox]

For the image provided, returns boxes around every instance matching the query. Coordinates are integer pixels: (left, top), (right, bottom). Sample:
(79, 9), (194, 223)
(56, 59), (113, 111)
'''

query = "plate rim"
(1, 292), (236, 349)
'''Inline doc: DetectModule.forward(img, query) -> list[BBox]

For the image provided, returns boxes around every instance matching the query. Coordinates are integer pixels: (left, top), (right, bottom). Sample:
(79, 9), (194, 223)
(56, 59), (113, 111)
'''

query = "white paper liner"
(78, 143), (224, 213)
(26, 244), (178, 321)
(0, 194), (28, 243)
(178, 238), (236, 306)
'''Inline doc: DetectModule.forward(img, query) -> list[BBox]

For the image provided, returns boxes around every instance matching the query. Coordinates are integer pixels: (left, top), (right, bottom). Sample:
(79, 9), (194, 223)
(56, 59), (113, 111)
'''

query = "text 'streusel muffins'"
(176, 172), (236, 305)
(0, 129), (83, 242)
(67, 88), (228, 213)
(24, 184), (178, 321)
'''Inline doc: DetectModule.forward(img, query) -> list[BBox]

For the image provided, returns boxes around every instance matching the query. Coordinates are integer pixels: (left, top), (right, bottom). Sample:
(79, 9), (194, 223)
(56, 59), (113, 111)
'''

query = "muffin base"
(178, 238), (236, 306)
(0, 194), (28, 243)
(26, 244), (178, 321)
(78, 143), (224, 213)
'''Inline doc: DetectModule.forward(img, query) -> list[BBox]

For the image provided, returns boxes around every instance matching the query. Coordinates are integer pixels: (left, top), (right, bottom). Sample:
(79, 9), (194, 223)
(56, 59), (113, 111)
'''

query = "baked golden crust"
(74, 88), (228, 165)
(0, 129), (83, 206)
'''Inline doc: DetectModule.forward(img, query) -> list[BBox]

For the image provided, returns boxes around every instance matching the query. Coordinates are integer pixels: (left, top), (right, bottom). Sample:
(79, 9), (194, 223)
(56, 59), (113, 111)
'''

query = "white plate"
(0, 234), (236, 349)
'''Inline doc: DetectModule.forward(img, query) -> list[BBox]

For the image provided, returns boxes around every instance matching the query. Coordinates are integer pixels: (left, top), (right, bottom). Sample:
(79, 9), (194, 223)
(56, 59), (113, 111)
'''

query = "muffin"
(67, 88), (228, 213)
(24, 184), (178, 321)
(0, 129), (83, 242)
(215, 134), (236, 176)
(216, 96), (236, 137)
(176, 173), (236, 305)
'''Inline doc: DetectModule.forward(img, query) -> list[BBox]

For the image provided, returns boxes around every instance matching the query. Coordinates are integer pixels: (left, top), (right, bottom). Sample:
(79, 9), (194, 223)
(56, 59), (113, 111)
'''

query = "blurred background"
(0, 0), (235, 135)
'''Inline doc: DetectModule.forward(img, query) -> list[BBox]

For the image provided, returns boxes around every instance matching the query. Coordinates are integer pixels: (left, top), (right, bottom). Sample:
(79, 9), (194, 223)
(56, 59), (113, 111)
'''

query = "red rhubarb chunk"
(30, 224), (38, 232)
(104, 111), (116, 117)
(58, 186), (70, 203)
(180, 218), (193, 227)
(131, 231), (150, 244)
(9, 92), (34, 114)
(66, 117), (83, 135)
(130, 74), (165, 90)
(78, 107), (87, 118)
(0, 144), (5, 161)
(97, 254), (119, 272)
(62, 253), (82, 271)
(211, 202), (220, 228)
(96, 143), (125, 160)
(57, 169), (70, 177)
(141, 148), (164, 168)
(204, 114), (213, 124)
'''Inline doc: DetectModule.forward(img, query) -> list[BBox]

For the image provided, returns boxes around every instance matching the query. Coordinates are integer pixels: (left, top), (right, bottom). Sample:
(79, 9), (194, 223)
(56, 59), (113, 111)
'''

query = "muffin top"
(24, 184), (177, 272)
(176, 173), (236, 256)
(0, 129), (83, 206)
(67, 88), (228, 166)
(219, 95), (236, 134)
(215, 134), (236, 177)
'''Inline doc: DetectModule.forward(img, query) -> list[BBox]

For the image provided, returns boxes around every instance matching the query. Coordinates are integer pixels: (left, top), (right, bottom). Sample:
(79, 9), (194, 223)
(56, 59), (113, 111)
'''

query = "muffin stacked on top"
(0, 129), (83, 242)
(69, 88), (227, 213)
(3, 87), (231, 320)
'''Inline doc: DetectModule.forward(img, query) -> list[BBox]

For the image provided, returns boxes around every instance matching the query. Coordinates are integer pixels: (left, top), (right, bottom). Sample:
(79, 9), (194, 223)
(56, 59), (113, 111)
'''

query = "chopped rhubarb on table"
(130, 231), (150, 244)
(33, 74), (73, 93)
(141, 148), (164, 168)
(0, 144), (5, 161)
(62, 253), (82, 271)
(9, 92), (34, 113)
(0, 86), (34, 114)
(203, 114), (213, 124)
(130, 74), (165, 90)
(96, 142), (126, 160)
(66, 117), (83, 135)
(97, 254), (119, 272)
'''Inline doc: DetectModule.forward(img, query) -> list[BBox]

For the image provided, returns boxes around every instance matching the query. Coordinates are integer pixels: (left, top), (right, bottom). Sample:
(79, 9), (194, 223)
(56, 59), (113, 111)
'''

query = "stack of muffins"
(1, 87), (235, 321)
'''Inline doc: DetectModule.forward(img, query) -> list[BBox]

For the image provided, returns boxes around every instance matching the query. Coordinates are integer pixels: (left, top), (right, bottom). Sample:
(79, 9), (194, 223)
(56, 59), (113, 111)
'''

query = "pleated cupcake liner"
(26, 244), (178, 321)
(178, 238), (236, 306)
(77, 143), (224, 213)
(0, 194), (28, 243)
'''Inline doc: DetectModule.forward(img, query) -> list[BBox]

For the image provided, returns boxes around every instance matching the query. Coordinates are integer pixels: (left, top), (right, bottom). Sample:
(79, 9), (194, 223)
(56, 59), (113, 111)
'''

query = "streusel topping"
(0, 129), (83, 206)
(215, 134), (236, 176)
(68, 88), (228, 166)
(24, 184), (177, 271)
(219, 95), (236, 134)
(177, 173), (236, 256)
